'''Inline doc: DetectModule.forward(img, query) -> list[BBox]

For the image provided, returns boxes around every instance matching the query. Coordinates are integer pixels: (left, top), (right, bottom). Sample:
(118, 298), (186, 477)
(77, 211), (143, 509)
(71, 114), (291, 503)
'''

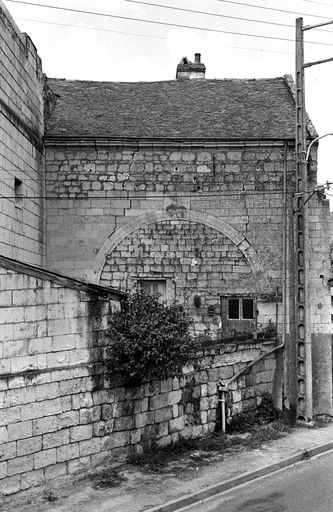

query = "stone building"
(0, 2), (45, 265)
(1, 0), (333, 496)
(43, 66), (316, 335)
(42, 56), (332, 420)
(0, 0), (332, 418)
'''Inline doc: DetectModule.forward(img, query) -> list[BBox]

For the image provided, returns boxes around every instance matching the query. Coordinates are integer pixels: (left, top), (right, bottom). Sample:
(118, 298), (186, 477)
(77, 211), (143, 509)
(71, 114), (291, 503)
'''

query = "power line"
(124, 0), (333, 33)
(0, 165), (298, 178)
(0, 190), (299, 200)
(302, 0), (333, 5)
(124, 0), (294, 29)
(5, 0), (333, 46)
(216, 0), (333, 20)
(15, 16), (175, 41)
(0, 173), (298, 180)
(15, 17), (292, 55)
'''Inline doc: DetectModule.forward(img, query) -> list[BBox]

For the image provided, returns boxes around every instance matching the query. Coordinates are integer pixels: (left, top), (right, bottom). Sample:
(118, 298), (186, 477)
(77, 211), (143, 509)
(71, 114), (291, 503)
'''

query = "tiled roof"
(45, 76), (301, 140)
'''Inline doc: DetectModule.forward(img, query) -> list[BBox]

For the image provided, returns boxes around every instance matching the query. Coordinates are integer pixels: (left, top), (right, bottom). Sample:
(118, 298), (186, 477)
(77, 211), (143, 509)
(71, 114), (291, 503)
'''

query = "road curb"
(146, 441), (333, 512)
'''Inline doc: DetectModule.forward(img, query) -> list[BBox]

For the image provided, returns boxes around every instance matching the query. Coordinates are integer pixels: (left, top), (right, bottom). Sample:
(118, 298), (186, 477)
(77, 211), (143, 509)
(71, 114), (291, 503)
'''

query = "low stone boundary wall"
(0, 259), (122, 495)
(0, 259), (277, 495)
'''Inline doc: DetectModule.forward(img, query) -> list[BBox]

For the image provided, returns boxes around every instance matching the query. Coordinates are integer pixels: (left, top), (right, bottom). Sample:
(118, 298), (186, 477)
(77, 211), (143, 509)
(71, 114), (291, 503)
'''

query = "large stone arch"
(90, 209), (267, 288)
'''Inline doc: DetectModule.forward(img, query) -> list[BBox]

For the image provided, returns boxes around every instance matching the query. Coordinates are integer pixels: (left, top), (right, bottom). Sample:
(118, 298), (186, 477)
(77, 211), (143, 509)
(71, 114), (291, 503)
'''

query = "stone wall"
(100, 220), (256, 332)
(0, 258), (122, 495)
(45, 142), (291, 334)
(0, 258), (276, 495)
(0, 1), (45, 265)
(45, 144), (290, 284)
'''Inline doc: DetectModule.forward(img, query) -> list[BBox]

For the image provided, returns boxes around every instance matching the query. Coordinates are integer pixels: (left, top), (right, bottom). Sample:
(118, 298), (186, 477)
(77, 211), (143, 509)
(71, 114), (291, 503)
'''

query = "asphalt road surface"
(181, 449), (333, 512)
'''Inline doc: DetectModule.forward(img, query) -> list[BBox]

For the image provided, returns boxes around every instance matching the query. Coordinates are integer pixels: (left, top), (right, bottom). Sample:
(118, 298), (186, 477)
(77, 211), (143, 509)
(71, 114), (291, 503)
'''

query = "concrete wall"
(0, 1), (45, 265)
(0, 259), (276, 495)
(330, 212), (333, 342)
(330, 212), (333, 328)
(308, 194), (333, 417)
(45, 142), (292, 334)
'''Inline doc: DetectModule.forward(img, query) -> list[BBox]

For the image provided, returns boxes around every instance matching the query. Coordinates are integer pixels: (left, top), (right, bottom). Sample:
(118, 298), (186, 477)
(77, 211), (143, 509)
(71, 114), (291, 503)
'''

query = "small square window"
(220, 296), (257, 340)
(227, 298), (254, 320)
(139, 279), (166, 301)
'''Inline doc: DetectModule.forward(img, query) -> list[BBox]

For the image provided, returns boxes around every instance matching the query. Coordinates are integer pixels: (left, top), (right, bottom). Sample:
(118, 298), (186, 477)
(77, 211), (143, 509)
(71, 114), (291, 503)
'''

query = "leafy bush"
(106, 291), (197, 386)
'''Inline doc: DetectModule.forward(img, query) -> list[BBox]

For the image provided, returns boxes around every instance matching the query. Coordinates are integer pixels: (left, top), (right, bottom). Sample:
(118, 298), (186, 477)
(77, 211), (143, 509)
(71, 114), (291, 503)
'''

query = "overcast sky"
(4, 0), (333, 208)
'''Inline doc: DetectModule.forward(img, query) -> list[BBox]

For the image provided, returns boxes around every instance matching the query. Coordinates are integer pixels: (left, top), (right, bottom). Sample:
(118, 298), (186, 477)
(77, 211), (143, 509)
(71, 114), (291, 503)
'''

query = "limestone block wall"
(45, 143), (291, 285)
(0, 258), (276, 496)
(0, 258), (122, 495)
(100, 220), (257, 332)
(45, 142), (292, 333)
(0, 1), (45, 265)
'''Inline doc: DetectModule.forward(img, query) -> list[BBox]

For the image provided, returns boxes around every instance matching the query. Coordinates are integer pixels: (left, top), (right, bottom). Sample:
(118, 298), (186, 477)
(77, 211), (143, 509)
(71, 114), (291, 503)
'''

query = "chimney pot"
(176, 53), (206, 80)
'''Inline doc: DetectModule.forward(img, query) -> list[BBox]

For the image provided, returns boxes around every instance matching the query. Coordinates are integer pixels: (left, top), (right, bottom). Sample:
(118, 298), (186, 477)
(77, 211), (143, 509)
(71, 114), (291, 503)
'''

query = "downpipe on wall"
(218, 143), (289, 432)
(217, 342), (285, 433)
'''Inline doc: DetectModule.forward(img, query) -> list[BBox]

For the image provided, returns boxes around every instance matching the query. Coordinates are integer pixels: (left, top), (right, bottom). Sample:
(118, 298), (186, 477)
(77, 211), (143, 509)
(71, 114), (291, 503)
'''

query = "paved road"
(181, 449), (333, 512)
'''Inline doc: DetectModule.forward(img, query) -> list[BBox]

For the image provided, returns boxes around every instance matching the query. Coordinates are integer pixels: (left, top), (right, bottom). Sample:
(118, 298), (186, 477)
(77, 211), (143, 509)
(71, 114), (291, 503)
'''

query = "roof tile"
(45, 77), (298, 140)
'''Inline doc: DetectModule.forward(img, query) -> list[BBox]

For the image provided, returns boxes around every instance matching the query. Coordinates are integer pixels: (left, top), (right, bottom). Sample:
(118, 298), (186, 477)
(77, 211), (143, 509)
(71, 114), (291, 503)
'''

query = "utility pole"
(293, 17), (333, 423)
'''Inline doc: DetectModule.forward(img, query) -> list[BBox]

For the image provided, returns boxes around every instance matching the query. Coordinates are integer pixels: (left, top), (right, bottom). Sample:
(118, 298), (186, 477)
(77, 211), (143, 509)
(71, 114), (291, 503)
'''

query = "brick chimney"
(176, 53), (206, 80)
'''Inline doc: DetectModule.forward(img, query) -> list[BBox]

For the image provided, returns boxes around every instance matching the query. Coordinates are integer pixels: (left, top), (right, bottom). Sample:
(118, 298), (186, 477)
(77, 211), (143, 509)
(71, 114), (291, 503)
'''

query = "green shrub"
(106, 291), (197, 386)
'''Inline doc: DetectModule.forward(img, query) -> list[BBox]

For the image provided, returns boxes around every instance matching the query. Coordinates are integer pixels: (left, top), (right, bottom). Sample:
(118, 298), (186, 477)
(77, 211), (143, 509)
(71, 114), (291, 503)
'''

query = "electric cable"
(124, 0), (333, 33)
(14, 17), (292, 55)
(216, 0), (333, 20)
(0, 190), (302, 200)
(124, 0), (295, 29)
(302, 0), (333, 6)
(4, 0), (333, 46)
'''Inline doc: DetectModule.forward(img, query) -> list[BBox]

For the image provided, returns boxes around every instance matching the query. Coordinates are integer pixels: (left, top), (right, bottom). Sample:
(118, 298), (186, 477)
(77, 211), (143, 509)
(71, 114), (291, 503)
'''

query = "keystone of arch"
(91, 209), (265, 285)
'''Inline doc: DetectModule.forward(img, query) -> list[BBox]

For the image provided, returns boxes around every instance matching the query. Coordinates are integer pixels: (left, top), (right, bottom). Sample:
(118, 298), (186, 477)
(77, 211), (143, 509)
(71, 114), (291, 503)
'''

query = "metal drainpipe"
(218, 343), (285, 433)
(217, 144), (288, 431)
(282, 141), (288, 353)
(218, 384), (228, 433)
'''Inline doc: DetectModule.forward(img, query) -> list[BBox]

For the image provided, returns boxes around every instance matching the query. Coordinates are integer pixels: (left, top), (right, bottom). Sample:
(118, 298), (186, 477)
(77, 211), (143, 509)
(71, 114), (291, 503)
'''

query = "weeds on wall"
(127, 418), (291, 474)
(106, 291), (198, 386)
(91, 468), (128, 489)
(226, 393), (282, 434)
